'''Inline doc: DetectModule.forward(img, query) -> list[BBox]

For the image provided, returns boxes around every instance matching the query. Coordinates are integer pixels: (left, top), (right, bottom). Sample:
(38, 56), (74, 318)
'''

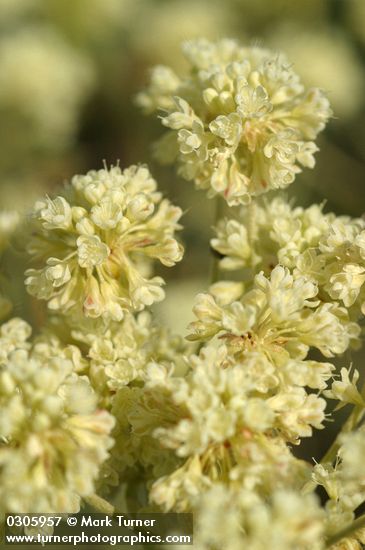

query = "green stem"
(247, 200), (256, 249)
(326, 514), (365, 548)
(84, 494), (115, 515)
(209, 196), (224, 286)
(303, 385), (365, 495)
(321, 405), (364, 465)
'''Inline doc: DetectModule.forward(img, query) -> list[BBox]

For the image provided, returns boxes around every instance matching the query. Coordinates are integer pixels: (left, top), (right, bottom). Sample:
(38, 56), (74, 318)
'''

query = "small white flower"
(209, 113), (242, 146)
(325, 367), (365, 407)
(91, 199), (123, 229)
(236, 84), (272, 119)
(77, 235), (110, 269)
(36, 196), (72, 230)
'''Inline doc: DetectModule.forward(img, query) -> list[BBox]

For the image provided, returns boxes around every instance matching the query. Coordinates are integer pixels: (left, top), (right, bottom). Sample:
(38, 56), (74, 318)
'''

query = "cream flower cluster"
(310, 426), (365, 550)
(193, 485), (325, 550)
(109, 366), (183, 492)
(190, 265), (359, 358)
(138, 38), (331, 205)
(25, 165), (183, 321)
(212, 196), (365, 318)
(336, 427), (365, 509)
(149, 347), (314, 511)
(0, 318), (114, 516)
(67, 310), (189, 404)
(1, 35), (365, 550)
(109, 337), (365, 547)
(106, 266), (360, 516)
(41, 308), (191, 491)
(111, 341), (320, 513)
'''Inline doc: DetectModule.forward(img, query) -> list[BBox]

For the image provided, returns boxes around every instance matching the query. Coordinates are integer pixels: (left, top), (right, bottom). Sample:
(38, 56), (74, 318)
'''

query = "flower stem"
(321, 404), (364, 465)
(321, 378), (365, 465)
(209, 196), (224, 286)
(247, 200), (256, 248)
(326, 514), (365, 547)
(303, 385), (365, 495)
(84, 494), (115, 515)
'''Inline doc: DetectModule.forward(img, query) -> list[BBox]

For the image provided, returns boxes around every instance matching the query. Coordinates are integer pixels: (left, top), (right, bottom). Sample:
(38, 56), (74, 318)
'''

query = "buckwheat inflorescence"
(25, 164), (183, 321)
(0, 35), (365, 550)
(138, 38), (331, 205)
(0, 318), (114, 516)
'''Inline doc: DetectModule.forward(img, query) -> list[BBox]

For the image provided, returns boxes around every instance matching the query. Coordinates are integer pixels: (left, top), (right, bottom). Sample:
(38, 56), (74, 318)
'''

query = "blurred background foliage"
(0, 0), (365, 335)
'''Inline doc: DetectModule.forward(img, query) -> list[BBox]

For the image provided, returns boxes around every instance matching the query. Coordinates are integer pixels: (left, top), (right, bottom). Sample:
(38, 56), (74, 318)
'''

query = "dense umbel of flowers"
(137, 38), (332, 205)
(110, 336), (365, 549)
(45, 311), (190, 492)
(25, 165), (183, 320)
(211, 196), (365, 319)
(110, 267), (358, 507)
(192, 486), (326, 550)
(112, 344), (313, 508)
(0, 317), (115, 516)
(188, 265), (360, 358)
(51, 310), (191, 406)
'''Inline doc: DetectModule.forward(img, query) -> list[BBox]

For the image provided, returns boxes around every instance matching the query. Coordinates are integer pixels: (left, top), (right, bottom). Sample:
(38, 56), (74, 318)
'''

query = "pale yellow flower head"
(25, 164), (184, 321)
(212, 196), (365, 320)
(0, 318), (115, 516)
(189, 265), (359, 360)
(67, 310), (190, 405)
(138, 38), (331, 205)
(192, 485), (325, 550)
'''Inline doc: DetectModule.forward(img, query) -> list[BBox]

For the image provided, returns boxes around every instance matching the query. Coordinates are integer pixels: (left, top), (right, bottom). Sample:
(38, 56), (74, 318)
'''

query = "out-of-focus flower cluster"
(130, 0), (234, 69)
(0, 26), (94, 154)
(138, 38), (331, 205)
(25, 165), (183, 321)
(268, 25), (364, 119)
(33, 308), (191, 493)
(0, 317), (114, 516)
(192, 485), (326, 550)
(309, 426), (365, 550)
(0, 211), (19, 320)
